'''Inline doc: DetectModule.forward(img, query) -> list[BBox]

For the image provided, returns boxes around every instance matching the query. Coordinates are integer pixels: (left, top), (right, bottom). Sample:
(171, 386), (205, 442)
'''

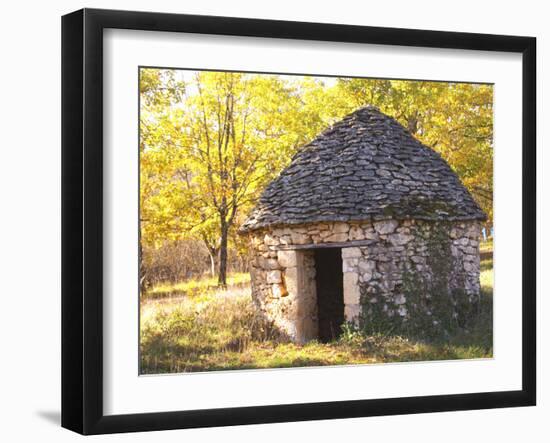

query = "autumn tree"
(139, 69), (186, 291)
(140, 70), (321, 286)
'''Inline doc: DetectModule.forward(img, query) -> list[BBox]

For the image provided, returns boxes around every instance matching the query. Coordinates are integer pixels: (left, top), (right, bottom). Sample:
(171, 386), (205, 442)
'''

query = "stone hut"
(240, 106), (486, 343)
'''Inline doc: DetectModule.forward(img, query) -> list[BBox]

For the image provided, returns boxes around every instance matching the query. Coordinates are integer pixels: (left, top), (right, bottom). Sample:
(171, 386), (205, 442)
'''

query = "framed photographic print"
(61, 8), (536, 435)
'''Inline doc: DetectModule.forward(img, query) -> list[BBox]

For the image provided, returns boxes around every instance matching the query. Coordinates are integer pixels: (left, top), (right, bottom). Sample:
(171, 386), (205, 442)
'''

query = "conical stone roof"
(240, 106), (486, 232)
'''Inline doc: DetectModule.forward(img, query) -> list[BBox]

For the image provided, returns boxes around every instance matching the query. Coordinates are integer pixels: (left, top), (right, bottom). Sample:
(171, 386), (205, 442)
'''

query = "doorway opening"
(314, 248), (344, 342)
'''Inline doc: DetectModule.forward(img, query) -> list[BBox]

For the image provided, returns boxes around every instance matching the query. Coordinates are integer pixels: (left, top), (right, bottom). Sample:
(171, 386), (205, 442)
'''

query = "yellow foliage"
(139, 69), (493, 270)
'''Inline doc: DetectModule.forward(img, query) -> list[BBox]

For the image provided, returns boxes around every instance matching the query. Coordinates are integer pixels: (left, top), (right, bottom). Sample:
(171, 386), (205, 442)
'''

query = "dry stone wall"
(247, 219), (481, 342)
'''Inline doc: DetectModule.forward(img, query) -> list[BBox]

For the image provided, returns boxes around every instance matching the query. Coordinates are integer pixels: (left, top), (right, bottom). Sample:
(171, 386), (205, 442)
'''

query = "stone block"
(277, 250), (297, 268)
(396, 226), (411, 235)
(343, 272), (361, 305)
(263, 258), (281, 270)
(349, 225), (365, 240)
(358, 260), (376, 273)
(279, 235), (292, 245)
(360, 271), (373, 282)
(377, 261), (395, 273)
(272, 228), (290, 237)
(374, 219), (399, 234)
(364, 230), (379, 240)
(264, 233), (279, 246)
(332, 222), (350, 234)
(267, 270), (282, 284)
(325, 232), (349, 242)
(342, 247), (362, 258)
(290, 232), (311, 245)
(388, 232), (413, 246)
(342, 258), (358, 273)
(466, 223), (481, 238)
(285, 267), (299, 296)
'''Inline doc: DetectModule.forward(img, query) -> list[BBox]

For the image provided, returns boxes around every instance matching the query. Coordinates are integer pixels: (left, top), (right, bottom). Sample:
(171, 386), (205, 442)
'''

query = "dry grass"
(140, 252), (493, 374)
(145, 272), (250, 299)
(140, 282), (287, 373)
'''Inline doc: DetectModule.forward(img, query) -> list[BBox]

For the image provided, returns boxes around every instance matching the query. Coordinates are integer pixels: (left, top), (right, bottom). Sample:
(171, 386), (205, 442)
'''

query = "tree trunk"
(218, 224), (229, 287)
(208, 251), (217, 278)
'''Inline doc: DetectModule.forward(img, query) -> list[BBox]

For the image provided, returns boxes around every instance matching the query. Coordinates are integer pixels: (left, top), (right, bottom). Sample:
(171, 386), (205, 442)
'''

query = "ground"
(140, 241), (493, 374)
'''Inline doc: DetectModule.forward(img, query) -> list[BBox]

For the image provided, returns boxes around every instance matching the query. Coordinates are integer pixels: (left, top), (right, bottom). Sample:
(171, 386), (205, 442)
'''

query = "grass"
(140, 252), (493, 374)
(145, 272), (250, 298)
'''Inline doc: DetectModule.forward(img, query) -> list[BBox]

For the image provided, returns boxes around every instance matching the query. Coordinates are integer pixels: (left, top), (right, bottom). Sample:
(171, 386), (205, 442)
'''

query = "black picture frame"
(61, 8), (536, 435)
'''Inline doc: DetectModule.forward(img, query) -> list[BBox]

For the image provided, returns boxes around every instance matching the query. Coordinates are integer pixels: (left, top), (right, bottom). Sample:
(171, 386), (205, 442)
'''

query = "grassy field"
(144, 272), (251, 299)
(140, 246), (493, 374)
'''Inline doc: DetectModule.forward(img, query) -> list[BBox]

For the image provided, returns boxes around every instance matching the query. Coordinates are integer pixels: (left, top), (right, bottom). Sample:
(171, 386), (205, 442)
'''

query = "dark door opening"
(314, 248), (344, 343)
